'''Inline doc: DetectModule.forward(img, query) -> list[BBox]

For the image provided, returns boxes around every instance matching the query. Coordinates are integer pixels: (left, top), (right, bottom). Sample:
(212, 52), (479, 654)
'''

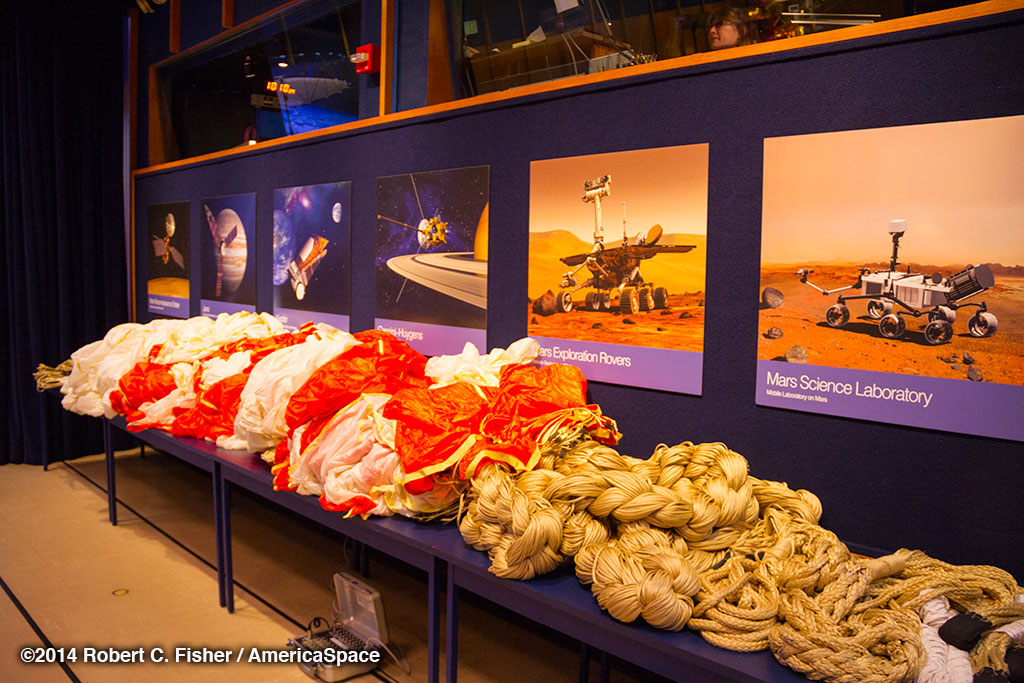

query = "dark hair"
(708, 5), (756, 47)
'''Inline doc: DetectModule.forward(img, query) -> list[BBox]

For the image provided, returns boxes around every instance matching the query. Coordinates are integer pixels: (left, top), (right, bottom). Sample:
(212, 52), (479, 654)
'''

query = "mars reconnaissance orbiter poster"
(375, 166), (489, 356)
(200, 193), (256, 317)
(272, 182), (351, 330)
(757, 115), (1024, 442)
(146, 201), (190, 318)
(528, 145), (708, 394)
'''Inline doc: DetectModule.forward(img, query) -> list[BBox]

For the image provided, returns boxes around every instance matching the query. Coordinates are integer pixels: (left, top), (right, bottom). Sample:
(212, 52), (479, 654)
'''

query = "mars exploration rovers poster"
(272, 182), (351, 331)
(375, 166), (489, 357)
(146, 201), (190, 318)
(200, 193), (257, 317)
(527, 145), (708, 394)
(756, 115), (1024, 441)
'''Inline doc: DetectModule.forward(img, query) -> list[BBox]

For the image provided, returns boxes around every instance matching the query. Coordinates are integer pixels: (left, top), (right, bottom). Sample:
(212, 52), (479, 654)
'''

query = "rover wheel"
(620, 288), (640, 315)
(923, 320), (953, 345)
(878, 313), (906, 339)
(638, 288), (655, 312)
(584, 292), (598, 311)
(600, 292), (612, 311)
(653, 287), (669, 309)
(968, 311), (999, 337)
(866, 299), (893, 319)
(825, 304), (850, 328)
(556, 291), (573, 313)
(928, 306), (956, 324)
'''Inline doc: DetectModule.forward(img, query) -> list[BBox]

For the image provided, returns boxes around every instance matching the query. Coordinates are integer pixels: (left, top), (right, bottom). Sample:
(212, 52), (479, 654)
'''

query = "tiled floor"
(0, 449), (659, 682)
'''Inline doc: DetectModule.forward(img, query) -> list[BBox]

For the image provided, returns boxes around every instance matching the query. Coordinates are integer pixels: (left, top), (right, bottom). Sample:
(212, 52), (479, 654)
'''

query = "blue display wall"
(134, 9), (1024, 579)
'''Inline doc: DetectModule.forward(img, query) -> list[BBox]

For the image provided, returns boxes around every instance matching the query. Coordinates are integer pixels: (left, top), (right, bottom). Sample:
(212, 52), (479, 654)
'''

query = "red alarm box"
(351, 44), (380, 75)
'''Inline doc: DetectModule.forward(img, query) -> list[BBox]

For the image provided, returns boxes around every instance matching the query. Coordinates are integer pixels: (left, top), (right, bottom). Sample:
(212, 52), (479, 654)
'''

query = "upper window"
(457, 0), (983, 97)
(157, 0), (362, 160)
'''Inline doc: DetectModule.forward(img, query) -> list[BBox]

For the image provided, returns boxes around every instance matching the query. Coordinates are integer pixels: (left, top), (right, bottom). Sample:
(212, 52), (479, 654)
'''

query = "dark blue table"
(100, 417), (809, 683)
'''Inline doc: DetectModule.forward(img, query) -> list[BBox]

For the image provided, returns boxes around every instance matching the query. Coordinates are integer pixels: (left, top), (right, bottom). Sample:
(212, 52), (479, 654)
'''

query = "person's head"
(708, 6), (752, 50)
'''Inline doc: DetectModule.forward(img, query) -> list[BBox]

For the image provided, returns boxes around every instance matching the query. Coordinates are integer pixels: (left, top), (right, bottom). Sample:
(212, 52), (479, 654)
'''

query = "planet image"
(214, 208), (248, 296)
(332, 202), (343, 224)
(273, 209), (295, 286)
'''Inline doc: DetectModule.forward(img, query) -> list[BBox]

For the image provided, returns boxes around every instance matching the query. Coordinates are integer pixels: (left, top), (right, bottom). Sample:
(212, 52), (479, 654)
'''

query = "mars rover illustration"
(554, 175), (695, 314)
(796, 220), (998, 345)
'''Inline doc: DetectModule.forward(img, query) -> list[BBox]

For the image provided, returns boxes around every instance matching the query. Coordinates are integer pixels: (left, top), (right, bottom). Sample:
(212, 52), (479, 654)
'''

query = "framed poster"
(375, 166), (489, 355)
(528, 145), (708, 394)
(272, 182), (351, 331)
(756, 115), (1024, 441)
(200, 193), (256, 317)
(146, 201), (190, 318)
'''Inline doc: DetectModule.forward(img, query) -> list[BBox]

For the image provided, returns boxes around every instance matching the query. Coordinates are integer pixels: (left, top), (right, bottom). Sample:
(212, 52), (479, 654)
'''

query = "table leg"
(445, 565), (459, 683)
(221, 475), (234, 613)
(104, 420), (117, 525)
(578, 642), (590, 683)
(428, 557), (443, 683)
(213, 462), (225, 608)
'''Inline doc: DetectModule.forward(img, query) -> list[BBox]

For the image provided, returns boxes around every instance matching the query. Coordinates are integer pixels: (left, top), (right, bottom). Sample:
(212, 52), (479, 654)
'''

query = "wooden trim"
(129, 9), (139, 173)
(427, 0), (453, 106)
(222, 0), (235, 29)
(147, 65), (166, 166)
(380, 0), (395, 116)
(154, 0), (305, 69)
(169, 0), (181, 53)
(129, 9), (139, 321)
(134, 0), (1024, 177)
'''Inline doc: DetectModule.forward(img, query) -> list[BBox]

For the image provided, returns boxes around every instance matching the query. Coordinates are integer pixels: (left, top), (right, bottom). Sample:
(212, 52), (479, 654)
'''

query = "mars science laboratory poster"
(375, 166), (489, 356)
(200, 193), (257, 317)
(528, 145), (708, 394)
(756, 115), (1024, 441)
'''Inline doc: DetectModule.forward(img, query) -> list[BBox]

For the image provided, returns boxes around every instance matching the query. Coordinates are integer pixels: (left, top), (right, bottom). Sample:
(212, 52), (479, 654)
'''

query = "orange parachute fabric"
(162, 328), (316, 441)
(283, 329), (430, 435)
(108, 362), (178, 426)
(384, 363), (592, 491)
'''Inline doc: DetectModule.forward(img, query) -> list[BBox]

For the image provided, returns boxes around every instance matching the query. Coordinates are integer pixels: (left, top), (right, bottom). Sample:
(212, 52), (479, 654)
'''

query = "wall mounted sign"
(375, 166), (489, 356)
(146, 201), (190, 318)
(527, 145), (709, 394)
(200, 193), (256, 317)
(272, 182), (351, 331)
(757, 115), (1024, 441)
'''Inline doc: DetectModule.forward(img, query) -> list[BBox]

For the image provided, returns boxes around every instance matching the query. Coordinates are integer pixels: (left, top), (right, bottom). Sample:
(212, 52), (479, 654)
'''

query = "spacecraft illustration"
(287, 235), (329, 301)
(378, 174), (454, 303)
(378, 174), (449, 250)
(204, 204), (240, 297)
(797, 220), (999, 345)
(553, 175), (696, 314)
(152, 212), (184, 269)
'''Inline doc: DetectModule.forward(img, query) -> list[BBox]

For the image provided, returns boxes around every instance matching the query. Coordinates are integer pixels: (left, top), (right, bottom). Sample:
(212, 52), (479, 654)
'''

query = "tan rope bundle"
(34, 360), (73, 391)
(458, 438), (825, 636)
(458, 436), (1023, 683)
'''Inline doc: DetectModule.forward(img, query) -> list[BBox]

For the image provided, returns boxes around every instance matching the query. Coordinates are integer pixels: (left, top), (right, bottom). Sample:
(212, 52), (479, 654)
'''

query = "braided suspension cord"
(458, 434), (1023, 683)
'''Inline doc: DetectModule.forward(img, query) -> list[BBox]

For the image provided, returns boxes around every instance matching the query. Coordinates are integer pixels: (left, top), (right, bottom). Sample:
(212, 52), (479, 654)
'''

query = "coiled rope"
(458, 436), (1023, 683)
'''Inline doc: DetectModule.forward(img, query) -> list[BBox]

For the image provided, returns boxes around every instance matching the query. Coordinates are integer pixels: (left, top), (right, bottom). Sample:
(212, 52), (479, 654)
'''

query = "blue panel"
(395, 1), (429, 111)
(135, 11), (1024, 579)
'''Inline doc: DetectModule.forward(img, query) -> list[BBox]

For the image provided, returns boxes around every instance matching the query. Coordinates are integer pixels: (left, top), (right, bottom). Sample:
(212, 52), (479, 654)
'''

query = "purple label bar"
(274, 308), (349, 332)
(374, 318), (486, 357)
(148, 295), (188, 318)
(533, 336), (703, 395)
(755, 360), (1023, 442)
(201, 299), (255, 318)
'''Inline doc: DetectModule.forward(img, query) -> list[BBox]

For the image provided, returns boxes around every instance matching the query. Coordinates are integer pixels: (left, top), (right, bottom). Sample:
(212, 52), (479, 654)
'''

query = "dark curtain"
(1, 1), (129, 465)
